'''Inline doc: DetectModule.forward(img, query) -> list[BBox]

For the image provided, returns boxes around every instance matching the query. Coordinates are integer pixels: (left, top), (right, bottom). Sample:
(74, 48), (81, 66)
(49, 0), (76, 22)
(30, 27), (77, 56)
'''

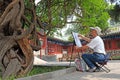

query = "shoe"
(94, 67), (102, 72)
(86, 67), (96, 72)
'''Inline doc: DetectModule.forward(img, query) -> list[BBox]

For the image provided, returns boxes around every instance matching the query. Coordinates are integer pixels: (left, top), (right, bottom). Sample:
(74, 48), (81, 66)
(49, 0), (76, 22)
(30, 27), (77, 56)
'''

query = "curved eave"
(101, 32), (120, 40)
(47, 37), (73, 46)
(47, 37), (87, 46)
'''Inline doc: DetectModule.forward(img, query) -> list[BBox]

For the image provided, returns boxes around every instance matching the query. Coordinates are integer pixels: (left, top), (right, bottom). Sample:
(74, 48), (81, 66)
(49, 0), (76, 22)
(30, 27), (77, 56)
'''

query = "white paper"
(72, 32), (82, 47)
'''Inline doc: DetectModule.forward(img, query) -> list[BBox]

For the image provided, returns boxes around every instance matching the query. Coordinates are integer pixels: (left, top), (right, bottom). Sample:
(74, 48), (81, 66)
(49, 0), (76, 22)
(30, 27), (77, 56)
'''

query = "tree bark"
(0, 0), (37, 79)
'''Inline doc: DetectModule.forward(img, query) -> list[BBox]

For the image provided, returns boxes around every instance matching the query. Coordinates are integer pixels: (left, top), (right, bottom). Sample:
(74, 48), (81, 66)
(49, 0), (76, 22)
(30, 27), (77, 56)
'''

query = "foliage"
(36, 0), (78, 36)
(108, 3), (120, 23)
(107, 0), (120, 26)
(65, 0), (110, 37)
(35, 0), (110, 37)
(80, 0), (109, 27)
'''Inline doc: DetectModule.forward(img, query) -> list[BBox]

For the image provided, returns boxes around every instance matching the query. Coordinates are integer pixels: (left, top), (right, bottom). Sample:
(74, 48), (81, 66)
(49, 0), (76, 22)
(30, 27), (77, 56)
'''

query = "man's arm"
(78, 34), (91, 42)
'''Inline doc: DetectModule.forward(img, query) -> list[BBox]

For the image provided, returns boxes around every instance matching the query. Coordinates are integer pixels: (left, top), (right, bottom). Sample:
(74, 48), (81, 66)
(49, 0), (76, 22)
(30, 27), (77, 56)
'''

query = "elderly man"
(77, 27), (106, 72)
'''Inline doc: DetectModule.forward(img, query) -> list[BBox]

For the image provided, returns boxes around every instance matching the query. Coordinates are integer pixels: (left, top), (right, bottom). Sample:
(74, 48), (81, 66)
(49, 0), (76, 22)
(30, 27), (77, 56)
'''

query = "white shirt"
(87, 36), (106, 54)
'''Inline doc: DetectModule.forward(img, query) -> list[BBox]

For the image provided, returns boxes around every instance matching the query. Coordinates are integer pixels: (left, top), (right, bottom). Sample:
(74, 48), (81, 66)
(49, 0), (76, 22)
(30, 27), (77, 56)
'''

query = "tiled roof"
(47, 37), (73, 46)
(101, 32), (120, 40)
(47, 37), (87, 46)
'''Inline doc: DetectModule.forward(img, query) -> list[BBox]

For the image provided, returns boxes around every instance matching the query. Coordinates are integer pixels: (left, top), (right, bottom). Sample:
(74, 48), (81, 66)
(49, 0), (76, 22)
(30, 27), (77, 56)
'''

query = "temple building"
(36, 31), (120, 61)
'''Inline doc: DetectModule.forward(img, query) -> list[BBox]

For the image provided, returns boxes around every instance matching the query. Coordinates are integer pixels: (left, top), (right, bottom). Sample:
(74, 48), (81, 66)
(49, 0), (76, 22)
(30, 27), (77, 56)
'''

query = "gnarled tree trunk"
(0, 0), (38, 79)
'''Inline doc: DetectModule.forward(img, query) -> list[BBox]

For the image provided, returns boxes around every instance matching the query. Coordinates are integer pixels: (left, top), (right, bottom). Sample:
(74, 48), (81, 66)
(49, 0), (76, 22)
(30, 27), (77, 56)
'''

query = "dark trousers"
(82, 52), (105, 69)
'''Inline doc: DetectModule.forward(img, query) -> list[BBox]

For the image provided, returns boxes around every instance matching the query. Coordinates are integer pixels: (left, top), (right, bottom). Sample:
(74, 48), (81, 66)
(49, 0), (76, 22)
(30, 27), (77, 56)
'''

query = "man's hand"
(75, 46), (82, 52)
(78, 34), (91, 42)
(75, 45), (89, 52)
(78, 34), (84, 39)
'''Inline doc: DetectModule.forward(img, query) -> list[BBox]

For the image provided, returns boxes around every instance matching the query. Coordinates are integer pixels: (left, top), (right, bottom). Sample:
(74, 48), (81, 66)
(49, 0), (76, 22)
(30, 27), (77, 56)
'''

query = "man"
(76, 27), (106, 72)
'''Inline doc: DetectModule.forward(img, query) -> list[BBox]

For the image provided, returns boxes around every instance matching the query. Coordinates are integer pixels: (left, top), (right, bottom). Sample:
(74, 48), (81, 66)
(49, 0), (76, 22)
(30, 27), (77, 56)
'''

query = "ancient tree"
(0, 0), (41, 79)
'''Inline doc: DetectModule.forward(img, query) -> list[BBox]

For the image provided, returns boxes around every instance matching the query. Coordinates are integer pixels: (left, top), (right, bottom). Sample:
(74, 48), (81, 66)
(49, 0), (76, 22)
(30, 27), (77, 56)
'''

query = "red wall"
(47, 41), (63, 55)
(47, 41), (79, 56)
(104, 39), (120, 51)
(37, 33), (120, 56)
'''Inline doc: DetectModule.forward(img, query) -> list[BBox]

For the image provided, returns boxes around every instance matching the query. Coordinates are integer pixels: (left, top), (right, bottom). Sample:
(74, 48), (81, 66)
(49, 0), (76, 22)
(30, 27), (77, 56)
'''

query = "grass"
(27, 66), (67, 76)
(112, 56), (120, 60)
(0, 75), (15, 80)
(0, 66), (68, 80)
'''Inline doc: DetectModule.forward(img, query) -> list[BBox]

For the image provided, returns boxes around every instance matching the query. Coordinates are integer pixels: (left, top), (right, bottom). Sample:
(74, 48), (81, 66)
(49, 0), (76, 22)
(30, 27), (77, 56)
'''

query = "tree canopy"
(108, 0), (120, 25)
(35, 0), (110, 37)
(62, 0), (110, 39)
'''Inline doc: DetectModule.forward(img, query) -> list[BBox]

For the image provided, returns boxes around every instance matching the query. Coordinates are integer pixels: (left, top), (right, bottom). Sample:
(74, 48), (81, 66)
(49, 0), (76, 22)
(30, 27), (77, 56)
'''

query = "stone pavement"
(47, 60), (120, 80)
